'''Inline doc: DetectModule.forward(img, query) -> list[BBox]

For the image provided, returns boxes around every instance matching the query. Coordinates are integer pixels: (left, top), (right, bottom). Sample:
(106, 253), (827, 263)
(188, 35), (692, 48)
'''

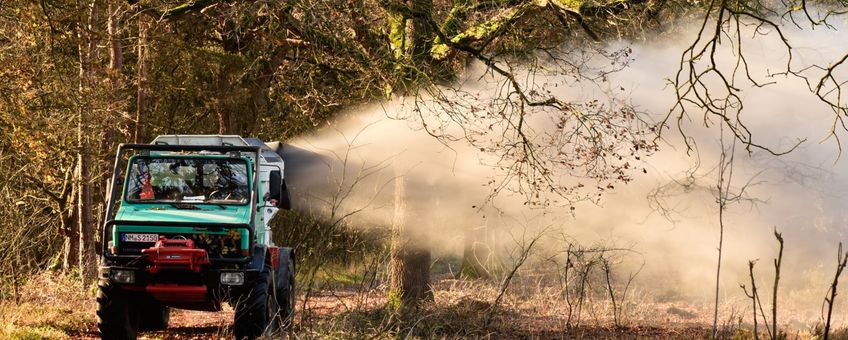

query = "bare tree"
(647, 127), (763, 338)
(823, 242), (848, 340)
(741, 229), (784, 339)
(771, 230), (784, 339)
(712, 128), (736, 338)
(742, 260), (761, 340)
(711, 126), (764, 338)
(76, 0), (101, 284)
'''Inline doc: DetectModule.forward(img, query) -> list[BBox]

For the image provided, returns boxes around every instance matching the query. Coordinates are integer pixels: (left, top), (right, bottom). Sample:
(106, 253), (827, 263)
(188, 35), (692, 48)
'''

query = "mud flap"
(274, 247), (295, 329)
(274, 248), (294, 291)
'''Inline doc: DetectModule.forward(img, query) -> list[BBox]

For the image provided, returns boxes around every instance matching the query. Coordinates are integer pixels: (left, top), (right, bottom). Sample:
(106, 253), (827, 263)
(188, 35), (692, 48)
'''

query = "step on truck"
(97, 135), (295, 340)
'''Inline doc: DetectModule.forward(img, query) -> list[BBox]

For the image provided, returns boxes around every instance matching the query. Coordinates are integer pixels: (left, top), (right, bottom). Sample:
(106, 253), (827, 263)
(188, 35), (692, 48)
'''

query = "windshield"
(126, 157), (250, 205)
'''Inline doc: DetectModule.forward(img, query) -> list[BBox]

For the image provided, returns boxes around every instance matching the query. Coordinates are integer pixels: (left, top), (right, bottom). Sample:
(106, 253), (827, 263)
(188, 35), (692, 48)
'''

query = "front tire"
(138, 297), (170, 331)
(97, 280), (140, 340)
(233, 266), (279, 340)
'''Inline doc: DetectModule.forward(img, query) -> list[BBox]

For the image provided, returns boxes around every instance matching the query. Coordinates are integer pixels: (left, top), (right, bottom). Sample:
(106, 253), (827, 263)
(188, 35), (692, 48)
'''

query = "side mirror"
(269, 170), (291, 210)
(278, 180), (291, 210)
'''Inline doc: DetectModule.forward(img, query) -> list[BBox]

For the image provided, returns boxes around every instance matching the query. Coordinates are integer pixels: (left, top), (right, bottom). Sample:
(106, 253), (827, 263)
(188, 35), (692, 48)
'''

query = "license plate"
(122, 233), (159, 243)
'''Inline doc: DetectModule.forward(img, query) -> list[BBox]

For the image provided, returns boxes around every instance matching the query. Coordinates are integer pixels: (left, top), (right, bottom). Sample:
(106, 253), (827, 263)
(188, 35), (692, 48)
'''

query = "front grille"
(118, 232), (243, 258)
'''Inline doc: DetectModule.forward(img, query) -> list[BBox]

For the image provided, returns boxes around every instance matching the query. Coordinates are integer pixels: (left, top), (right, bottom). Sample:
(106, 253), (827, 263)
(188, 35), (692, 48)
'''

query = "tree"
(76, 0), (102, 284)
(388, 173), (433, 310)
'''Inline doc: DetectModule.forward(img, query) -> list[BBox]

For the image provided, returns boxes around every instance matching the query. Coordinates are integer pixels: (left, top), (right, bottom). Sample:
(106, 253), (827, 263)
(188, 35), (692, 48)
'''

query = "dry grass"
(0, 271), (96, 339)
(4, 270), (848, 339)
(293, 277), (714, 339)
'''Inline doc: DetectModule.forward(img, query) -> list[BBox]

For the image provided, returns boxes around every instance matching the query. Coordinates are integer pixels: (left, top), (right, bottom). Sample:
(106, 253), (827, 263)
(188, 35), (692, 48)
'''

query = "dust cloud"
(282, 20), (848, 325)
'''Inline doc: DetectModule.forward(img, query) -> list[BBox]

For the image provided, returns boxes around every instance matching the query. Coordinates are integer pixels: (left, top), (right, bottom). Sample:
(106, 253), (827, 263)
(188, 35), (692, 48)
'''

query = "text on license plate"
(122, 233), (159, 242)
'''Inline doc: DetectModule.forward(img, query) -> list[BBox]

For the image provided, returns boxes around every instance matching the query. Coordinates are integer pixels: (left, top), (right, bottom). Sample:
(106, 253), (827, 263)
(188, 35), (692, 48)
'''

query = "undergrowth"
(0, 271), (95, 339)
(3, 269), (848, 339)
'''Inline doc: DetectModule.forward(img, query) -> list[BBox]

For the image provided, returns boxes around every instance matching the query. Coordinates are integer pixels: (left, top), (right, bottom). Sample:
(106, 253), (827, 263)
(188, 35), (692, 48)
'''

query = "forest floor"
(0, 272), (839, 339)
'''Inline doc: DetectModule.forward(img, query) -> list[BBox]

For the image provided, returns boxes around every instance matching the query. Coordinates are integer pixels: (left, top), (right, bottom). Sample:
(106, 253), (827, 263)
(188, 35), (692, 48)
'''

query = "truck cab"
(97, 135), (295, 340)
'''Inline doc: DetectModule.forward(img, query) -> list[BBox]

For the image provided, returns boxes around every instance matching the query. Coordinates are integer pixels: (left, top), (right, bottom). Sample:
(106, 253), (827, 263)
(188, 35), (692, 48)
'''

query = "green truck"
(97, 135), (295, 339)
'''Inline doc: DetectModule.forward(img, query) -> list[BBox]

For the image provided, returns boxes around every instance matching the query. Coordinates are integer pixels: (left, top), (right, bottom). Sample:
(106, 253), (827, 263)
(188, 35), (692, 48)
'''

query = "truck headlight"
(220, 272), (244, 286)
(111, 269), (135, 284)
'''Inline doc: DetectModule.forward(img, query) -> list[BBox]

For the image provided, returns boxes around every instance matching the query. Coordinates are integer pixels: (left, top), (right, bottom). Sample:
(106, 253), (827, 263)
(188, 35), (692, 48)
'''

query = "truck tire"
(138, 297), (170, 331)
(233, 266), (279, 340)
(276, 249), (296, 330)
(96, 280), (140, 340)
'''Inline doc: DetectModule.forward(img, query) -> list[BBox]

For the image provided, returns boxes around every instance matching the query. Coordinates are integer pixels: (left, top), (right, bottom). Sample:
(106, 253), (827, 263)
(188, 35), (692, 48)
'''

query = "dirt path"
(145, 308), (235, 339)
(73, 308), (234, 339)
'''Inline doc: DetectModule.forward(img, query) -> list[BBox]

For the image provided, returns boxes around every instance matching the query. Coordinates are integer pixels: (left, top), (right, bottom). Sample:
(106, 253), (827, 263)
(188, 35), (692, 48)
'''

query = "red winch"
(141, 236), (210, 273)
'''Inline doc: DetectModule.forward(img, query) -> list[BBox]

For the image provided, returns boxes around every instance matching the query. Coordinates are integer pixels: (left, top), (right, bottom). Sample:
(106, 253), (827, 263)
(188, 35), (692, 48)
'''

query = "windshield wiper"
(170, 203), (200, 210)
(201, 199), (227, 210)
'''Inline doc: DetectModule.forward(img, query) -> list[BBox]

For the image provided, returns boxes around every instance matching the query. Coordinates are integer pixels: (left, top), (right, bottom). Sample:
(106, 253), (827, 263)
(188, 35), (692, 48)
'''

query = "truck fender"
(249, 245), (268, 271)
(275, 247), (295, 290)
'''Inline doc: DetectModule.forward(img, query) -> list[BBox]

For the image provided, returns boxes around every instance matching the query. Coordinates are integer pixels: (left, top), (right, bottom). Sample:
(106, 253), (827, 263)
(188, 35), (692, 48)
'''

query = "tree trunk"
(134, 15), (149, 143)
(385, 0), (434, 92)
(107, 3), (123, 145)
(217, 111), (231, 134)
(63, 196), (79, 272)
(216, 64), (233, 134)
(77, 0), (100, 284)
(459, 221), (490, 279)
(108, 4), (122, 101)
(387, 6), (436, 300)
(405, 0), (433, 63)
(388, 173), (433, 311)
(346, 0), (389, 59)
(78, 82), (96, 285)
(99, 4), (123, 255)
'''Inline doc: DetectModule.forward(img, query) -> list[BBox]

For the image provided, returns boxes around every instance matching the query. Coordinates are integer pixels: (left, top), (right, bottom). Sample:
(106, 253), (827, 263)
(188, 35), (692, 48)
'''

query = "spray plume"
(282, 20), (848, 325)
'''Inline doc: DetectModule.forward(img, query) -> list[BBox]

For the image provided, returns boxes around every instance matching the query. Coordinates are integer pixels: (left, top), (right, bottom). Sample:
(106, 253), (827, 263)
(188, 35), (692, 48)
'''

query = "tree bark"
(388, 173), (433, 311)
